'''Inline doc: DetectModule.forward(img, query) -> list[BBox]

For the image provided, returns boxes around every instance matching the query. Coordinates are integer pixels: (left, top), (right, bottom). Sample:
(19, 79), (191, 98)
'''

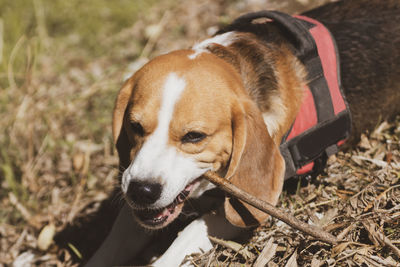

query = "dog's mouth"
(132, 179), (200, 229)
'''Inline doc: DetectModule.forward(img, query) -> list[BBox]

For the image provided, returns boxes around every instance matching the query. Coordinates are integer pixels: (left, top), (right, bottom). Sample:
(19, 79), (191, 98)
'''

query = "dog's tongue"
(152, 187), (192, 220)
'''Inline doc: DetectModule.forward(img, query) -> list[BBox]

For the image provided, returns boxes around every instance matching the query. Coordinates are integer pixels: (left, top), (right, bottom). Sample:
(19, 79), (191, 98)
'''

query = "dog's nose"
(127, 181), (162, 205)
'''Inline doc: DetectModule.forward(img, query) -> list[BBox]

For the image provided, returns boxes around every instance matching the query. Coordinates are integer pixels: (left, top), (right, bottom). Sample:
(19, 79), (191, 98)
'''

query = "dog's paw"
(151, 219), (213, 267)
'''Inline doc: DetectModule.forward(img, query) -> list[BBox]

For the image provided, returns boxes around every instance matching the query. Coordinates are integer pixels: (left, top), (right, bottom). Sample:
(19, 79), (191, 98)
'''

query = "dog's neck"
(207, 31), (307, 142)
(207, 32), (278, 107)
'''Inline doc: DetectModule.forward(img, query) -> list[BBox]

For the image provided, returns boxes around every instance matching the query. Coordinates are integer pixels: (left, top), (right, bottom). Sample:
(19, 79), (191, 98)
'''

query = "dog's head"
(113, 50), (285, 229)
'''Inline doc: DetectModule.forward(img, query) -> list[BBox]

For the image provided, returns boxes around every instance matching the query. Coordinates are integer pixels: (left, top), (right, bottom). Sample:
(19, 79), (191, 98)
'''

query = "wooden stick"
(203, 171), (339, 245)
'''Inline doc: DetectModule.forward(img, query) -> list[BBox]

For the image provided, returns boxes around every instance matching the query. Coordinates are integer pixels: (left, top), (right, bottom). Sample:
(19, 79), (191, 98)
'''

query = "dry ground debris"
(1, 0), (399, 266)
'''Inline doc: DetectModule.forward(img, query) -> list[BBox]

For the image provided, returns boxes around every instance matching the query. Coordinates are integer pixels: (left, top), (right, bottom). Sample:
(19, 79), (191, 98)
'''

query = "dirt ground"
(1, 0), (399, 266)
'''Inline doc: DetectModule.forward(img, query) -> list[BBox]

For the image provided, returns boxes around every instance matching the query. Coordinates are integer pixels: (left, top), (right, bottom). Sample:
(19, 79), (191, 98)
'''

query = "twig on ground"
(203, 171), (339, 245)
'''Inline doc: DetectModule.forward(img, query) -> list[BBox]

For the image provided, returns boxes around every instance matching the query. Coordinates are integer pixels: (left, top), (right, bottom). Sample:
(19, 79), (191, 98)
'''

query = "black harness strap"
(231, 11), (317, 60)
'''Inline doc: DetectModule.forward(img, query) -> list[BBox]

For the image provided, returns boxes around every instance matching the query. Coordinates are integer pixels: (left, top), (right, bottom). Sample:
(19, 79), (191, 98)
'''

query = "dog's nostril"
(127, 181), (162, 205)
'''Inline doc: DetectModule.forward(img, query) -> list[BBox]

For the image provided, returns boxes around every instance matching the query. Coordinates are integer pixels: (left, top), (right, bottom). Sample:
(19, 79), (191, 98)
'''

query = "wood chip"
(37, 223), (56, 251)
(362, 220), (400, 258)
(310, 256), (322, 267)
(352, 155), (388, 168)
(284, 250), (298, 267)
(8, 192), (41, 229)
(208, 236), (252, 259)
(13, 251), (35, 267)
(254, 238), (277, 267)
(332, 242), (351, 257)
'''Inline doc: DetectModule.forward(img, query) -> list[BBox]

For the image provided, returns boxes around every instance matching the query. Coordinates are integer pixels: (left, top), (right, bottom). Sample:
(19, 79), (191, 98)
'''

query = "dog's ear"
(112, 78), (135, 170)
(224, 99), (285, 227)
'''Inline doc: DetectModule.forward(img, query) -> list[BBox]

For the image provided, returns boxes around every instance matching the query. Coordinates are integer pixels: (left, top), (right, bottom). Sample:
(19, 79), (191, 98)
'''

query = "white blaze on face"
(122, 73), (210, 208)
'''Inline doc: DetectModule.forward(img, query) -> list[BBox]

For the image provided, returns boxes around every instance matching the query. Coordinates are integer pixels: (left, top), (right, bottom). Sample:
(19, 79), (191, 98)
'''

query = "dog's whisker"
(111, 190), (126, 208)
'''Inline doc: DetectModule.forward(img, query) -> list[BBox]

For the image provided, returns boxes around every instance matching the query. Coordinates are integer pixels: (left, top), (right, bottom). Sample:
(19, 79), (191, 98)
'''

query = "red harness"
(284, 15), (349, 177)
(230, 11), (352, 179)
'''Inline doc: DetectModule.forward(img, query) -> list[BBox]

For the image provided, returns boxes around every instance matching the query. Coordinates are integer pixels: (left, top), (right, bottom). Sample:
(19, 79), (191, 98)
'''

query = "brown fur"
(208, 33), (306, 141)
(224, 98), (284, 226)
(113, 0), (400, 229)
(113, 48), (287, 227)
(114, 50), (242, 174)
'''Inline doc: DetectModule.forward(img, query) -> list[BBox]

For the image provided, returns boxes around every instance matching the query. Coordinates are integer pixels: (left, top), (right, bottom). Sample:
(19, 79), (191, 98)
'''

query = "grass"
(0, 0), (160, 193)
(0, 0), (177, 242)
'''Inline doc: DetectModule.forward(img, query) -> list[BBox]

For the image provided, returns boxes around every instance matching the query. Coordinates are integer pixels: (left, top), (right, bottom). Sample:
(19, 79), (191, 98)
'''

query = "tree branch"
(203, 171), (339, 245)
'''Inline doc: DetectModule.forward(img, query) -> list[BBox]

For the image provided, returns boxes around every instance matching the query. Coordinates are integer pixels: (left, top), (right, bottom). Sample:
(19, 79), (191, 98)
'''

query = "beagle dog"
(86, 1), (400, 266)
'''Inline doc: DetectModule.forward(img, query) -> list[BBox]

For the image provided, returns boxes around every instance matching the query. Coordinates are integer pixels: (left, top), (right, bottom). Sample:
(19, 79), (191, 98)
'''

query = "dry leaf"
(37, 223), (56, 251)
(352, 155), (388, 168)
(359, 134), (372, 149)
(145, 24), (163, 39)
(8, 193), (41, 229)
(362, 220), (384, 247)
(254, 238), (277, 267)
(304, 193), (317, 203)
(284, 250), (298, 267)
(354, 254), (367, 266)
(337, 223), (356, 241)
(268, 262), (279, 267)
(319, 208), (338, 227)
(72, 153), (85, 173)
(332, 242), (351, 257)
(12, 251), (35, 267)
(208, 236), (252, 259)
(310, 256), (322, 267)
(362, 220), (400, 258)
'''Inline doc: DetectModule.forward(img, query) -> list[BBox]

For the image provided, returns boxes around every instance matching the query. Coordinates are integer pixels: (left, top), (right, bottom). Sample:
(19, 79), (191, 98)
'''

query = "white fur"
(188, 31), (236, 59)
(262, 93), (287, 136)
(122, 73), (211, 208)
(190, 179), (216, 199)
(152, 218), (213, 267)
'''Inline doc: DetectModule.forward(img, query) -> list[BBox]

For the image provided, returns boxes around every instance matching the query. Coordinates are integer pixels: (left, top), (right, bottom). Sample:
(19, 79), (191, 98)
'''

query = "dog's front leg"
(152, 218), (213, 267)
(152, 208), (243, 267)
(85, 204), (154, 267)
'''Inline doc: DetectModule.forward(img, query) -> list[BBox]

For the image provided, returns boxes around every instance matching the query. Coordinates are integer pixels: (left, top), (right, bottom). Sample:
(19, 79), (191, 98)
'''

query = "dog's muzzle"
(124, 179), (201, 229)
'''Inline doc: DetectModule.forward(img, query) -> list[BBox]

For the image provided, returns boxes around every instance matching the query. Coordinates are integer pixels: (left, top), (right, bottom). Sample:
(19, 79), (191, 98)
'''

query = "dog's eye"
(130, 122), (144, 136)
(181, 131), (206, 143)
